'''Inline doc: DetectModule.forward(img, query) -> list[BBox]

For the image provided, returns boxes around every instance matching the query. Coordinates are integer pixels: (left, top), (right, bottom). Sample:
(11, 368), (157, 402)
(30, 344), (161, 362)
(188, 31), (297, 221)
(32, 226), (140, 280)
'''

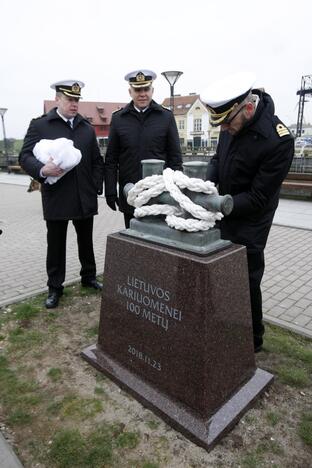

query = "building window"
(194, 119), (202, 131)
(178, 120), (184, 130)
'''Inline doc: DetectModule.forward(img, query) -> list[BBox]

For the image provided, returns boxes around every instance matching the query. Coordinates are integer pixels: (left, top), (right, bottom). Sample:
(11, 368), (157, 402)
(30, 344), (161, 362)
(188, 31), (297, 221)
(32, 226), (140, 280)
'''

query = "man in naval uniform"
(19, 80), (104, 308)
(104, 69), (183, 228)
(201, 72), (294, 352)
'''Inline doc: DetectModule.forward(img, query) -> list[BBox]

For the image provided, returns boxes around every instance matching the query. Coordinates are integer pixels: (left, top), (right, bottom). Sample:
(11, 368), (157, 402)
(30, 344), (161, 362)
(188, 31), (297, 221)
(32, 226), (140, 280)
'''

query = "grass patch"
(7, 409), (33, 425)
(266, 411), (281, 427)
(47, 394), (102, 420)
(79, 287), (100, 297)
(13, 303), (40, 321)
(133, 462), (159, 468)
(95, 373), (107, 383)
(62, 287), (74, 298)
(115, 431), (140, 449)
(0, 355), (40, 426)
(47, 367), (62, 382)
(243, 413), (257, 425)
(49, 429), (87, 468)
(94, 386), (107, 396)
(257, 439), (284, 456)
(241, 451), (264, 467)
(8, 327), (45, 350)
(146, 419), (160, 430)
(84, 326), (99, 338)
(49, 423), (139, 467)
(45, 311), (59, 322)
(275, 365), (309, 387)
(265, 326), (312, 371)
(298, 412), (312, 446)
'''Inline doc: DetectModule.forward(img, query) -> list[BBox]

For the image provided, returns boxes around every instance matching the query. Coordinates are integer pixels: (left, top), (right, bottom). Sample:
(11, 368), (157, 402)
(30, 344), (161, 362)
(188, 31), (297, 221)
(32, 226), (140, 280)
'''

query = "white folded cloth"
(33, 138), (82, 184)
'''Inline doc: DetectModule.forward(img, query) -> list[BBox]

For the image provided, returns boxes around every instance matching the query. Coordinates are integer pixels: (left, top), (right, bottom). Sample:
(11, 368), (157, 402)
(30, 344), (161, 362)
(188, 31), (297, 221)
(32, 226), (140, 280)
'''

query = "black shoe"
(45, 291), (62, 309)
(81, 279), (103, 290)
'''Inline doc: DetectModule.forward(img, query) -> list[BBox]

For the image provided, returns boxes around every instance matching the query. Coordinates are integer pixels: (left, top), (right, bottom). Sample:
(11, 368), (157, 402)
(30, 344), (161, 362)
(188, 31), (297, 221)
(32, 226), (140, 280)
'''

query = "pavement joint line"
(264, 315), (312, 339)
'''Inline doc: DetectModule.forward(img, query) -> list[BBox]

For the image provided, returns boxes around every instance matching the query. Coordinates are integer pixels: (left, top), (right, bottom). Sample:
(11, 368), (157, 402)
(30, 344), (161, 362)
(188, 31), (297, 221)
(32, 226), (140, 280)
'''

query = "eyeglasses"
(222, 104), (246, 125)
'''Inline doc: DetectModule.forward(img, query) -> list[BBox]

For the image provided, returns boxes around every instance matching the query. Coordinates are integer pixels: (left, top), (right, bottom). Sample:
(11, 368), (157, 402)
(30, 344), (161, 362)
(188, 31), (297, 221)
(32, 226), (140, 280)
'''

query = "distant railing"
(290, 156), (312, 174)
(0, 153), (18, 170)
(182, 152), (312, 175)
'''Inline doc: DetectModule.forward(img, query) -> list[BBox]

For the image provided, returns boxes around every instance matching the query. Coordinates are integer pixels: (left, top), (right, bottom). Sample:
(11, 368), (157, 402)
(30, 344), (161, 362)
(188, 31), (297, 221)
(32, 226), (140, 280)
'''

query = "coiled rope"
(127, 168), (223, 232)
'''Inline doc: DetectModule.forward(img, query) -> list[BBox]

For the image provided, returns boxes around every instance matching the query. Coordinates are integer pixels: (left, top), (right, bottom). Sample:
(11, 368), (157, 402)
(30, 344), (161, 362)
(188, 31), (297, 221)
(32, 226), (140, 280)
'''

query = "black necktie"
(67, 120), (72, 129)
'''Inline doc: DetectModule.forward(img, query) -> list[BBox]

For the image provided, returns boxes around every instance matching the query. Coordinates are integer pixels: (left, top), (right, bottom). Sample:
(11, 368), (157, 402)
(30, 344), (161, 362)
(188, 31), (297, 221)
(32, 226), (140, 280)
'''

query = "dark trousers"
(246, 250), (265, 343)
(46, 217), (96, 291)
(124, 213), (134, 229)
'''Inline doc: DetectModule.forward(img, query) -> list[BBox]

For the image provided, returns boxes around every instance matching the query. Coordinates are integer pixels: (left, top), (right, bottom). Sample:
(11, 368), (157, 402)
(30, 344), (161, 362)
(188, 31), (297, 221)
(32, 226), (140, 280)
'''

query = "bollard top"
(141, 159), (165, 177)
(183, 161), (208, 180)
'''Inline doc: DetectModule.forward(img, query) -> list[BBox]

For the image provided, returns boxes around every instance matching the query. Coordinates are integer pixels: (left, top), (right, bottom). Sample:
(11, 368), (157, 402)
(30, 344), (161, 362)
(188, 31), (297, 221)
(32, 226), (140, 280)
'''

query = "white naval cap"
(200, 72), (256, 126)
(124, 69), (157, 88)
(50, 79), (85, 98)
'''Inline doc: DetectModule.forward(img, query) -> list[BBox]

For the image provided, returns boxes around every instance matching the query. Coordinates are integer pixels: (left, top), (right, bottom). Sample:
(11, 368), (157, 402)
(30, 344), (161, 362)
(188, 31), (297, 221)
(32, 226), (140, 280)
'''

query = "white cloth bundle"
(33, 137), (82, 184)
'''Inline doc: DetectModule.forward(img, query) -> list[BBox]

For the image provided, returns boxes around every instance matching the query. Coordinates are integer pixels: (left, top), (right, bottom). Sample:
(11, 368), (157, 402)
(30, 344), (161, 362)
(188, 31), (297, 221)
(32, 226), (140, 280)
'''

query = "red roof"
(43, 100), (127, 126)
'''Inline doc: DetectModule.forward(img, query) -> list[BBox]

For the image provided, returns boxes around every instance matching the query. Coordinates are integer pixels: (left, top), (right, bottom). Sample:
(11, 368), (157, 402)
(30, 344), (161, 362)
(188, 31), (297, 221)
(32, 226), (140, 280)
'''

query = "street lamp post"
(0, 108), (8, 169)
(161, 71), (183, 113)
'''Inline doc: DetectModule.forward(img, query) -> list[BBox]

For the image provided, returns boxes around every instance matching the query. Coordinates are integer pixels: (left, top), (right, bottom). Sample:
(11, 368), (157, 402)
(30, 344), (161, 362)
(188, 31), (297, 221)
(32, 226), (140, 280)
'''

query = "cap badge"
(276, 124), (290, 137)
(71, 83), (80, 94)
(136, 72), (145, 82)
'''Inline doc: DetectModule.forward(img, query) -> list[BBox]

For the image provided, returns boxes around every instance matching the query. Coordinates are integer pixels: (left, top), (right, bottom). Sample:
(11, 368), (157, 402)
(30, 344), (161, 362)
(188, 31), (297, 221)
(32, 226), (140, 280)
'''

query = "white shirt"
(133, 105), (148, 113)
(56, 109), (74, 127)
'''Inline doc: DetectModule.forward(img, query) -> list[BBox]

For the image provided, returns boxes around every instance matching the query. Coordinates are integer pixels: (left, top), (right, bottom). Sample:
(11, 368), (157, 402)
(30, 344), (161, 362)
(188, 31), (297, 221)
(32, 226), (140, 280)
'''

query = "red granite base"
(81, 232), (274, 450)
(81, 344), (273, 451)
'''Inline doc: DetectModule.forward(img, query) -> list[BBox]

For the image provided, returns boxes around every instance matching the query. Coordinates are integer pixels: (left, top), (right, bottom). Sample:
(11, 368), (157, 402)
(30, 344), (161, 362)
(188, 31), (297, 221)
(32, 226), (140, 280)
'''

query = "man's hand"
(41, 157), (65, 177)
(106, 195), (119, 211)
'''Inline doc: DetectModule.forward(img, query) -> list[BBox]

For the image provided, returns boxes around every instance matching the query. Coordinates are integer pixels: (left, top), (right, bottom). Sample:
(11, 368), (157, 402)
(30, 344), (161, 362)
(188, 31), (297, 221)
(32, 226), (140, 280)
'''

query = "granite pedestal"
(82, 232), (273, 450)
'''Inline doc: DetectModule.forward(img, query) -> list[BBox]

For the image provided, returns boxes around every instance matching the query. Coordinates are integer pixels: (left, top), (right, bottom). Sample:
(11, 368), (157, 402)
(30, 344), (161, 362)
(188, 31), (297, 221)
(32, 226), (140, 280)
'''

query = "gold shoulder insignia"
(276, 123), (290, 137)
(162, 105), (171, 111)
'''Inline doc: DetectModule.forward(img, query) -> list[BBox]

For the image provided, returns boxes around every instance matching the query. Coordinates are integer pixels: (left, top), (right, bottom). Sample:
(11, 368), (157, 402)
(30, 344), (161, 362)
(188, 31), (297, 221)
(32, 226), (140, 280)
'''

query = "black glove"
(106, 195), (119, 211)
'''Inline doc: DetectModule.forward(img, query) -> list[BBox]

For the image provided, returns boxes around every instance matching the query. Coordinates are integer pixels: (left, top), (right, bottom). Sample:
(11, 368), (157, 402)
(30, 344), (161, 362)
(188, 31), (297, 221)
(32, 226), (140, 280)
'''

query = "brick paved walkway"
(262, 224), (312, 338)
(0, 183), (124, 306)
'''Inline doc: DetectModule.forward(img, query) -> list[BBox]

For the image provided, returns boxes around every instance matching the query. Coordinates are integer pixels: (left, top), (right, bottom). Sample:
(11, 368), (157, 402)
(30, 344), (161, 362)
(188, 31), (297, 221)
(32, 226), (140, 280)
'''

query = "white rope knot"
(127, 168), (223, 232)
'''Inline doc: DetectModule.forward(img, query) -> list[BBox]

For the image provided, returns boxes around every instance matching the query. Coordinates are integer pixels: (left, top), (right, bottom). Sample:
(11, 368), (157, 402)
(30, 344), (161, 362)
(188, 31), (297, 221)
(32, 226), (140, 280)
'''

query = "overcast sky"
(1, 0), (311, 138)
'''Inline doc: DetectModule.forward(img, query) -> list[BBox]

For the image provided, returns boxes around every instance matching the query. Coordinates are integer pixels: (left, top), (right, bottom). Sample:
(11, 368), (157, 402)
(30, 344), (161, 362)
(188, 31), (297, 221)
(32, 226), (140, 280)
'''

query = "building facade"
(162, 94), (220, 150)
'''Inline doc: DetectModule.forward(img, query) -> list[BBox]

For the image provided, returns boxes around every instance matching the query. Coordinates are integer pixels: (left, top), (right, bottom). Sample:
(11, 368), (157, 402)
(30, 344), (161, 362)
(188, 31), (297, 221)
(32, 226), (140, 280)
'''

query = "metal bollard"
(124, 160), (233, 216)
(141, 159), (165, 178)
(183, 161), (208, 180)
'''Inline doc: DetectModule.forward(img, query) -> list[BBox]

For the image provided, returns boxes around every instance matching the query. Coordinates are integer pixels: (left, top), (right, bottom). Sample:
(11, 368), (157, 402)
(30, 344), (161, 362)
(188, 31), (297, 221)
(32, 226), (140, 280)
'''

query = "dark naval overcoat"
(206, 90), (294, 252)
(104, 100), (183, 213)
(19, 108), (104, 221)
